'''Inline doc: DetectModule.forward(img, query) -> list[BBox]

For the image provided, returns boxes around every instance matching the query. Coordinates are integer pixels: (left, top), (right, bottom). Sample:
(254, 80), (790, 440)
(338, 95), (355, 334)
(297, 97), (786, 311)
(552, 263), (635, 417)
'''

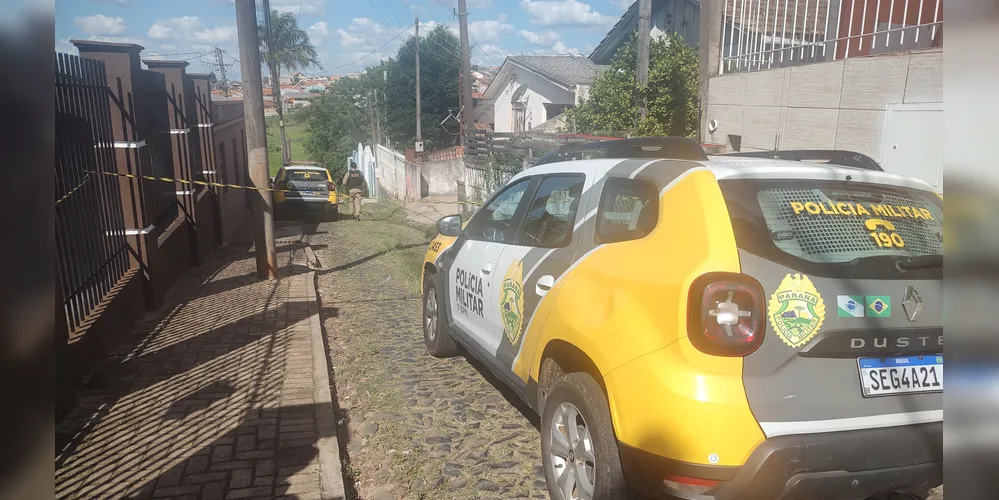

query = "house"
(700, 0), (944, 192)
(589, 0), (701, 65)
(482, 55), (604, 133)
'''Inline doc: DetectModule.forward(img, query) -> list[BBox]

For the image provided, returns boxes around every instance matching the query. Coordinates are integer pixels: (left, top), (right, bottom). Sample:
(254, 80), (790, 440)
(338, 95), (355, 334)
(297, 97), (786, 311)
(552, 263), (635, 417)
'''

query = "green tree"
(563, 32), (698, 138)
(383, 25), (461, 150)
(301, 75), (372, 184)
(259, 10), (322, 166)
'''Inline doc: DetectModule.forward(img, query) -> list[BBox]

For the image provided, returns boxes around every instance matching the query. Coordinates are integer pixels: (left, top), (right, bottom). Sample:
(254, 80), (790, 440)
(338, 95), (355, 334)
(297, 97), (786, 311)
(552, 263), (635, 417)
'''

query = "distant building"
(589, 0), (700, 65)
(481, 55), (604, 133)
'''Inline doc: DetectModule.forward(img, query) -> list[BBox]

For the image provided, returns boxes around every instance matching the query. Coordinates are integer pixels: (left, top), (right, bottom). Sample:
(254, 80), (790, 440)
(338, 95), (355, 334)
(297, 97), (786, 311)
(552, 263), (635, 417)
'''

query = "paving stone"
(313, 211), (549, 500)
(53, 234), (327, 500)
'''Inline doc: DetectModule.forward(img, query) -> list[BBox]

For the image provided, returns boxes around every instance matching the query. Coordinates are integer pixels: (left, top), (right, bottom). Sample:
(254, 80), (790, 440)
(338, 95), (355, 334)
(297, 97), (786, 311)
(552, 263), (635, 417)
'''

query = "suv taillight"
(275, 180), (287, 190)
(687, 273), (765, 357)
(327, 181), (335, 191)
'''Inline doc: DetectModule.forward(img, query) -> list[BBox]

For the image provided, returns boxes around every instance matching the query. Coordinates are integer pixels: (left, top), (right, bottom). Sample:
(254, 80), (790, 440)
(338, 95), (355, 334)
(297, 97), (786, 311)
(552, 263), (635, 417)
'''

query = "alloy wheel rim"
(425, 288), (437, 341)
(549, 402), (596, 500)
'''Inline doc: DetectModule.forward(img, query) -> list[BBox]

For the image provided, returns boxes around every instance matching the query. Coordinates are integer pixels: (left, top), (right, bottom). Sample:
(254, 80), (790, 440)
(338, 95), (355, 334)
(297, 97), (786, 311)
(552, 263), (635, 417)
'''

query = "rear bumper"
(620, 422), (942, 500)
(276, 196), (335, 211)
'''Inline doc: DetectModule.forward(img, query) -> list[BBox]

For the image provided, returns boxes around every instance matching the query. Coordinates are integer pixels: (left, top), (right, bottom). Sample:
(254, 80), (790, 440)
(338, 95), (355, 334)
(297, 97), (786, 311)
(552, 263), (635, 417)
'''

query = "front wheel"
(423, 272), (457, 357)
(542, 372), (629, 500)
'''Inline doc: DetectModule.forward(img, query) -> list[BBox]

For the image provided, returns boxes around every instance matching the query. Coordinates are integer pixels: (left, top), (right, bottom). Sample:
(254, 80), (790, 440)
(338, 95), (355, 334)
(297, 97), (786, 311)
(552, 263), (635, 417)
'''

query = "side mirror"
(437, 214), (462, 237)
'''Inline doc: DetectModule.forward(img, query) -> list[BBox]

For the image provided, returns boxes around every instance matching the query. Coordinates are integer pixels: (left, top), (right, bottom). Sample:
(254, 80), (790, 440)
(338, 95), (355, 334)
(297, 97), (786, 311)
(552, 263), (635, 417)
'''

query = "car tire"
(423, 272), (457, 358)
(542, 372), (630, 500)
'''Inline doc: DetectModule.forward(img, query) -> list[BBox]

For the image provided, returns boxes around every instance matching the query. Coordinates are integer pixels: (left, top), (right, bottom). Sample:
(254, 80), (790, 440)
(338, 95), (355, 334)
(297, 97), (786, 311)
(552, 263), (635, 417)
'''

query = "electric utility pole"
(636, 0), (651, 122)
(373, 89), (382, 147)
(235, 0), (277, 279)
(415, 15), (422, 145)
(457, 0), (473, 145)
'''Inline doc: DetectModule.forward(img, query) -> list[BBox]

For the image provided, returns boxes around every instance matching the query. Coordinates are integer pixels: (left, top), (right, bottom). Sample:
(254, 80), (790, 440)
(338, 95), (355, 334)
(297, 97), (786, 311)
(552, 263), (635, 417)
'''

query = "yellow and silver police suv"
(272, 165), (339, 221)
(420, 138), (942, 500)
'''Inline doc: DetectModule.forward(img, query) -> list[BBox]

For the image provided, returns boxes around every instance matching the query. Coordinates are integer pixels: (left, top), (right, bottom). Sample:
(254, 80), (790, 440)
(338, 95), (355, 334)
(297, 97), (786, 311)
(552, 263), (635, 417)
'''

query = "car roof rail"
(534, 137), (709, 166)
(719, 150), (884, 171)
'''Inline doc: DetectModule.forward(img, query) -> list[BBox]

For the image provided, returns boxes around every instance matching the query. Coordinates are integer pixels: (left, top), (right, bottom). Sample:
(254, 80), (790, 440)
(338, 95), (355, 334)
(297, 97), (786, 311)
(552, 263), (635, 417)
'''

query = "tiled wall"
(703, 48), (942, 161)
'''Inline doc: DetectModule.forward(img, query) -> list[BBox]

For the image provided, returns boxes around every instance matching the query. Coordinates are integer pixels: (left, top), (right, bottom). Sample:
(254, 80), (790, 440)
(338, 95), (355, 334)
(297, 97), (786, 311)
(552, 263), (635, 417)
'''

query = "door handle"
(481, 263), (493, 275)
(536, 275), (554, 296)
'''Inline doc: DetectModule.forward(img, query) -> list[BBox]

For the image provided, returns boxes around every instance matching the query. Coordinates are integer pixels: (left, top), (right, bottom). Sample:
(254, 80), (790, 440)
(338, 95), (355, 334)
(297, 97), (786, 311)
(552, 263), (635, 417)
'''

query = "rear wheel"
(326, 205), (339, 222)
(423, 272), (457, 357)
(542, 372), (629, 500)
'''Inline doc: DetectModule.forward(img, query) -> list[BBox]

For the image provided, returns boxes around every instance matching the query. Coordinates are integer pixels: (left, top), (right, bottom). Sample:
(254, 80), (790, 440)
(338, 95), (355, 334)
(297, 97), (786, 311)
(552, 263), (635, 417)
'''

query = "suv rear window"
(720, 179), (943, 279)
(285, 170), (327, 181)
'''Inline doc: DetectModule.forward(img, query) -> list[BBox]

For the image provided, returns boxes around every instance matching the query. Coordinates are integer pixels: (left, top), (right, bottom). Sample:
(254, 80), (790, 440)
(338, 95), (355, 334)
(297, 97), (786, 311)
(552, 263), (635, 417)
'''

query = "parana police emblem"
(767, 273), (826, 348)
(500, 260), (525, 345)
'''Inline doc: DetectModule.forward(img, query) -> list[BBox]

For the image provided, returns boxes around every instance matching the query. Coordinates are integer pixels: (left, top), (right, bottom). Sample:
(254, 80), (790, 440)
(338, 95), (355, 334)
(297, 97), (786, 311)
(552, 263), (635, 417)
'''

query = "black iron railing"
(55, 53), (131, 332)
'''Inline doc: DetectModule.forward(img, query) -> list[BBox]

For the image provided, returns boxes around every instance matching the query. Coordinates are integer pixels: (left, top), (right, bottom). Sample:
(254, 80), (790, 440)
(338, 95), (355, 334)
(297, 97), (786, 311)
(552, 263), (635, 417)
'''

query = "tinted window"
(285, 169), (327, 182)
(595, 178), (659, 244)
(720, 179), (943, 279)
(465, 178), (533, 243)
(516, 175), (585, 248)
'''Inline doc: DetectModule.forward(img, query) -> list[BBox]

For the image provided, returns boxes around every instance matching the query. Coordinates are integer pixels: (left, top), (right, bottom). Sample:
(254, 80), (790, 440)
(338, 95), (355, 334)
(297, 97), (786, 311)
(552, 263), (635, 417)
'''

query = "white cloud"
(520, 0), (616, 28)
(73, 15), (126, 35)
(307, 21), (329, 45)
(270, 0), (326, 16)
(473, 44), (507, 66)
(468, 19), (513, 42)
(517, 29), (560, 46)
(147, 17), (235, 44)
(552, 40), (581, 54)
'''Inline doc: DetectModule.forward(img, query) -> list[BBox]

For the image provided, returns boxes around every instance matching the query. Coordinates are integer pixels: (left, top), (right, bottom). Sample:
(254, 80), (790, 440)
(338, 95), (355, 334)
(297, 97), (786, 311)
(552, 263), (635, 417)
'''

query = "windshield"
(720, 179), (943, 279)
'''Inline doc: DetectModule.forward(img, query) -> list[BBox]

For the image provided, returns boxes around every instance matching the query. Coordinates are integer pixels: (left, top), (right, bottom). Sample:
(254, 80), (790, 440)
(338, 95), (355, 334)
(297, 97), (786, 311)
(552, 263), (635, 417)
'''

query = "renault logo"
(901, 286), (923, 322)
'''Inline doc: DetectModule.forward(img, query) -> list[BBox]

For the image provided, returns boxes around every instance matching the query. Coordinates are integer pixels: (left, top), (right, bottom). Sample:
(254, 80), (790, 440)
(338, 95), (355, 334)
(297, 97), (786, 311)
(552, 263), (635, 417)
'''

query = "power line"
(332, 21), (416, 72)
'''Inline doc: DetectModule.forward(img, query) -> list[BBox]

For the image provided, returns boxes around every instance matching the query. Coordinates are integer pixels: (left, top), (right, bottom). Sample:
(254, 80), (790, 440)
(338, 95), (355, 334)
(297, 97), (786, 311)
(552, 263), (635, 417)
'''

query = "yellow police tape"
(62, 170), (482, 207)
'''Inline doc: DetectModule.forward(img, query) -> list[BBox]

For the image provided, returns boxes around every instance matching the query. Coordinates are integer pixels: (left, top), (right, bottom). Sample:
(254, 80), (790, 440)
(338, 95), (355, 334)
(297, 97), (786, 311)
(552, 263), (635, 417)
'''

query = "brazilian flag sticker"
(866, 296), (891, 317)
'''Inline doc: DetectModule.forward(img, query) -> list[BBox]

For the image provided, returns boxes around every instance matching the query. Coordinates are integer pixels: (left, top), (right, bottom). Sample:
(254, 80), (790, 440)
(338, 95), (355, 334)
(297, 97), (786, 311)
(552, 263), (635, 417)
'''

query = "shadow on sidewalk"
(56, 244), (340, 499)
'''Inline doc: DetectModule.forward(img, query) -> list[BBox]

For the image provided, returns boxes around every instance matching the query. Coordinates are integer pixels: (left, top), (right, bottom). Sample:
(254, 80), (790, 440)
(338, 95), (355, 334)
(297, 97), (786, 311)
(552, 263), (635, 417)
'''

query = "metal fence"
(720, 0), (943, 74)
(55, 53), (131, 332)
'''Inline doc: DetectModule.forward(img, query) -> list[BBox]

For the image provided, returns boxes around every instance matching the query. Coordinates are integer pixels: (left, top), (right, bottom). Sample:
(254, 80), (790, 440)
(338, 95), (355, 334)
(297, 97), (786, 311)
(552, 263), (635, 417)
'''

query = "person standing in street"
(342, 161), (368, 221)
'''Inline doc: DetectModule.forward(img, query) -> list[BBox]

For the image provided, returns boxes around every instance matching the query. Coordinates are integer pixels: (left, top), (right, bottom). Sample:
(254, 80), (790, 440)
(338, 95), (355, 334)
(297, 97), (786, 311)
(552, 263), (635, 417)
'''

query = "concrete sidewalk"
(55, 223), (343, 500)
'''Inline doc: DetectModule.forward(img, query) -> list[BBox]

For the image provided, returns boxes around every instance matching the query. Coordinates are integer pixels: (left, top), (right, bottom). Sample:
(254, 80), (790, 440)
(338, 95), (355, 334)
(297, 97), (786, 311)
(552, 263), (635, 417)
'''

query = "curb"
(304, 267), (346, 499)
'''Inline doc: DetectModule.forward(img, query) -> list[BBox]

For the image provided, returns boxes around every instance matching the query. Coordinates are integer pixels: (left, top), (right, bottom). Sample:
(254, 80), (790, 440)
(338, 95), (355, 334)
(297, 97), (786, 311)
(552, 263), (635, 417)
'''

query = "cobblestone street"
(313, 203), (547, 500)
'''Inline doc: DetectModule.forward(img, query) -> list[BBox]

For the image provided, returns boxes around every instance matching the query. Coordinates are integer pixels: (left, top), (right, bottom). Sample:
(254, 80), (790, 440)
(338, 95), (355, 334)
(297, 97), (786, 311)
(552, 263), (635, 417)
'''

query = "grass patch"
(265, 113), (310, 176)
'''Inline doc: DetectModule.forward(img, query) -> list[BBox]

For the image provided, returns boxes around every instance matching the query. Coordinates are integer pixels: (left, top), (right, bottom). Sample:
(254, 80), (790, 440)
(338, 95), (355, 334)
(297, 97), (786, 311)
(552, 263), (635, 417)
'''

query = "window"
(465, 177), (533, 243)
(719, 179), (943, 279)
(516, 175), (585, 248)
(595, 178), (659, 244)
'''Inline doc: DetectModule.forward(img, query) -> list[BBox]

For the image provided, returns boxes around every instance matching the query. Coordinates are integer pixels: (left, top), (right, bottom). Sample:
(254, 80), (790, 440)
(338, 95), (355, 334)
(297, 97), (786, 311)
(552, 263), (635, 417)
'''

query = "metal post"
(234, 0), (277, 279)
(637, 0), (651, 120)
(415, 15), (422, 144)
(458, 0), (473, 145)
(368, 93), (379, 175)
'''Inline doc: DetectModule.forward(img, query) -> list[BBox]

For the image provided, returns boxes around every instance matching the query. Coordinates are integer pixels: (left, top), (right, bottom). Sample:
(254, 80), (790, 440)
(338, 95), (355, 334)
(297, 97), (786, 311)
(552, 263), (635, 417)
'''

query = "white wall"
(375, 145), (407, 200)
(492, 69), (575, 133)
(703, 48), (943, 191)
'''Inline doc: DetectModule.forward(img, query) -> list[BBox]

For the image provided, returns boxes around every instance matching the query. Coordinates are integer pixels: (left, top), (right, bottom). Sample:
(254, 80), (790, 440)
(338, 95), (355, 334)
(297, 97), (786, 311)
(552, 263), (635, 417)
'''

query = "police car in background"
(420, 138), (943, 500)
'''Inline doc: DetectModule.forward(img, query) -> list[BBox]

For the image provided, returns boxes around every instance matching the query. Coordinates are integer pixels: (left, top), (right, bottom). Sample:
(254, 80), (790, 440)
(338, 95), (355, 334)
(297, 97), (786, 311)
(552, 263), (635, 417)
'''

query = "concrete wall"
(420, 157), (463, 197)
(493, 69), (575, 133)
(376, 144), (407, 200)
(702, 48), (942, 162)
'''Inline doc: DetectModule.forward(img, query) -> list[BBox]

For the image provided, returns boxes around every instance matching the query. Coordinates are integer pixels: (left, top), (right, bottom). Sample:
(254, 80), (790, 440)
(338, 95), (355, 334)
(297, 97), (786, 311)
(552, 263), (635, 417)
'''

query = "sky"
(55, 0), (635, 80)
